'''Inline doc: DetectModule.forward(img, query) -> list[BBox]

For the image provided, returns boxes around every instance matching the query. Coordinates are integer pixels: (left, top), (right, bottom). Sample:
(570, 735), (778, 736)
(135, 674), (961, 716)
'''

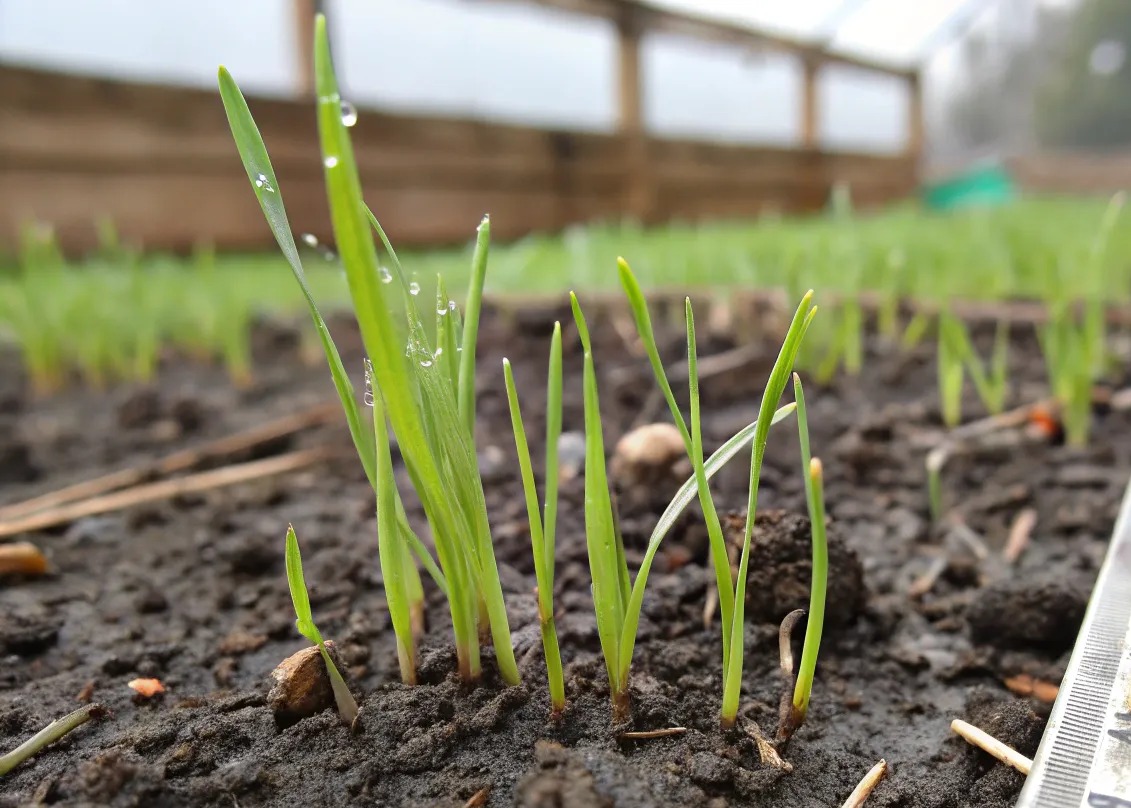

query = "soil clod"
(967, 575), (1088, 652)
(727, 509), (865, 627)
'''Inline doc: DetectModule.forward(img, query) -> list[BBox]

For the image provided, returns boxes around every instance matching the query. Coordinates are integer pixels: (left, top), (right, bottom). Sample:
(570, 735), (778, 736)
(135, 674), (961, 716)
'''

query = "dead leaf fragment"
(128, 678), (166, 698)
(1003, 673), (1059, 703)
(464, 786), (491, 808)
(0, 542), (48, 576)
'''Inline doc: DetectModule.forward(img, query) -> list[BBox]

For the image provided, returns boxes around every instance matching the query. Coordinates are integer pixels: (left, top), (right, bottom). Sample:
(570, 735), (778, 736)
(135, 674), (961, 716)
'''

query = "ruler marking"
(1016, 477), (1131, 807)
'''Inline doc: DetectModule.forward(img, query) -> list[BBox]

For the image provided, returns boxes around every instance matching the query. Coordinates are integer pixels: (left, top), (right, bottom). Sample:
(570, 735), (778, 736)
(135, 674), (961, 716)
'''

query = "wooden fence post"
(907, 71), (924, 166)
(294, 0), (321, 96)
(801, 55), (820, 149)
(617, 7), (652, 222)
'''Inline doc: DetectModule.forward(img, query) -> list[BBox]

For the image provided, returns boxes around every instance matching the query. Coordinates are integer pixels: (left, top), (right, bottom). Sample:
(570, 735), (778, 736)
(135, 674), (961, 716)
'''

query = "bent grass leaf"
(285, 526), (359, 725)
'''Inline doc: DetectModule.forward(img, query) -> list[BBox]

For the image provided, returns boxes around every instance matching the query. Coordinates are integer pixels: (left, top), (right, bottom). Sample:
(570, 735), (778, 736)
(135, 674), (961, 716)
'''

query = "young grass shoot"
(220, 14), (519, 687)
(580, 260), (816, 725)
(285, 526), (360, 726)
(502, 324), (566, 716)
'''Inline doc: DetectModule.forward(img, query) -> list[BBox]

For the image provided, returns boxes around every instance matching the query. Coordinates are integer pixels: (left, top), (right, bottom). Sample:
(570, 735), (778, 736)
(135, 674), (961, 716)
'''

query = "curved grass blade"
(615, 401), (797, 694)
(503, 352), (565, 715)
(373, 386), (417, 684)
(285, 525), (360, 725)
(785, 375), (827, 738)
(571, 292), (628, 718)
(217, 66), (375, 487)
(721, 293), (816, 727)
(617, 260), (735, 669)
(459, 218), (490, 437)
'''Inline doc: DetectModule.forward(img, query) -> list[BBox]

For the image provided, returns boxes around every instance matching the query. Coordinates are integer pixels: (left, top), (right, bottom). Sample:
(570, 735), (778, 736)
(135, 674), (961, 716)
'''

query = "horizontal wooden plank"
(0, 65), (918, 253)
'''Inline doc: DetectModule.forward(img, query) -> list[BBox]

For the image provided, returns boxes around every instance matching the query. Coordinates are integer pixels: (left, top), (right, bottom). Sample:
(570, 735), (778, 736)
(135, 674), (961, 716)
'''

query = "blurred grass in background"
(0, 196), (1126, 396)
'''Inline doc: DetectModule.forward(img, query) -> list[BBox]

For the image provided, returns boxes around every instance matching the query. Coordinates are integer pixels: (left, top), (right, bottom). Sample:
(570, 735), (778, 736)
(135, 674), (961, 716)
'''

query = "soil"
(2, 300), (1128, 808)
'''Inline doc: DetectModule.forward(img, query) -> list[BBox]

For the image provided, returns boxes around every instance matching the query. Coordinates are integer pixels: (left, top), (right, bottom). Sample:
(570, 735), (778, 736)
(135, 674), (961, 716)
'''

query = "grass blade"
(721, 293), (816, 728)
(571, 292), (628, 719)
(786, 375), (827, 737)
(284, 526), (359, 724)
(503, 353), (566, 715)
(372, 381), (417, 684)
(618, 259), (735, 670)
(459, 217), (490, 438)
(217, 66), (375, 487)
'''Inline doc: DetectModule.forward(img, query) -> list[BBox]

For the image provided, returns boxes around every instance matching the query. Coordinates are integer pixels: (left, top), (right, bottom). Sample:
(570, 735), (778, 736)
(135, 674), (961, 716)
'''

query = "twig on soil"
(744, 722), (792, 772)
(0, 704), (107, 777)
(618, 727), (687, 740)
(907, 554), (949, 599)
(703, 585), (718, 630)
(1003, 508), (1038, 564)
(950, 718), (1032, 774)
(0, 541), (48, 576)
(776, 609), (805, 740)
(0, 447), (337, 538)
(841, 758), (888, 808)
(0, 401), (339, 522)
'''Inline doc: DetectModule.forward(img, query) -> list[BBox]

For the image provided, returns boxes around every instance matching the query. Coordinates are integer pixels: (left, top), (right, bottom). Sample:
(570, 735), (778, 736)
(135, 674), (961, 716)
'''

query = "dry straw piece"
(841, 758), (888, 808)
(950, 718), (1033, 774)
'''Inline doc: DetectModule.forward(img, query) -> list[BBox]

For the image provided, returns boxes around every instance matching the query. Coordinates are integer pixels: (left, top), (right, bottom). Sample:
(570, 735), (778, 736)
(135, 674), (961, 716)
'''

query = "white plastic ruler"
(1017, 478), (1131, 807)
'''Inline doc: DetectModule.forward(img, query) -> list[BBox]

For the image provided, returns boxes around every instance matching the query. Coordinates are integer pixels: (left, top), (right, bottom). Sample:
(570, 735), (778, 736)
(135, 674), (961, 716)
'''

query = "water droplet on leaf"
(340, 101), (358, 127)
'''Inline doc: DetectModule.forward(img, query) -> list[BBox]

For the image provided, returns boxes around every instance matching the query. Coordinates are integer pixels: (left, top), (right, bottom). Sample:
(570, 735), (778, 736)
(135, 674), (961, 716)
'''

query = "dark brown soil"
(1, 302), (1128, 808)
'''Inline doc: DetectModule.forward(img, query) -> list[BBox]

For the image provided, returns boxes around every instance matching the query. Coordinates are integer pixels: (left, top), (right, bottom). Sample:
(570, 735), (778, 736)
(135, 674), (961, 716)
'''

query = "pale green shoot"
(285, 526), (359, 725)
(573, 282), (811, 724)
(721, 292), (817, 728)
(502, 322), (566, 716)
(220, 15), (519, 686)
(785, 374), (827, 738)
(937, 313), (965, 428)
(371, 373), (418, 684)
(571, 292), (632, 721)
(616, 259), (734, 672)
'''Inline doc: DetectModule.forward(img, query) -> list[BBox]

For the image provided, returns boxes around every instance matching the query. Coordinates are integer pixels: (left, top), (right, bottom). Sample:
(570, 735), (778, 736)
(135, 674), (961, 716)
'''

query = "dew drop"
(363, 359), (375, 406)
(324, 155), (339, 168)
(340, 100), (358, 127)
(434, 347), (443, 359)
(254, 173), (275, 192)
(419, 358), (433, 368)
(379, 266), (393, 284)
(408, 281), (420, 296)
(449, 300), (457, 312)
(302, 233), (319, 248)
(437, 303), (449, 316)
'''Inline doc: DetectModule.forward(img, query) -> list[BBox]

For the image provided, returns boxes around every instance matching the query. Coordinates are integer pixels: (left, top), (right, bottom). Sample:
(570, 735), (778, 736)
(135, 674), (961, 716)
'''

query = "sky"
(0, 0), (1075, 154)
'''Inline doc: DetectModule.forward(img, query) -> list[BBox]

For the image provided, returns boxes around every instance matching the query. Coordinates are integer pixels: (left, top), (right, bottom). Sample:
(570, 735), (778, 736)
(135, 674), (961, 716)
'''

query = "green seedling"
(0, 704), (106, 777)
(780, 373), (827, 740)
(579, 273), (814, 725)
(617, 262), (738, 675)
(285, 526), (359, 725)
(1039, 302), (1095, 447)
(938, 312), (1009, 416)
(721, 293), (816, 729)
(502, 322), (566, 717)
(219, 15), (519, 686)
(937, 312), (965, 428)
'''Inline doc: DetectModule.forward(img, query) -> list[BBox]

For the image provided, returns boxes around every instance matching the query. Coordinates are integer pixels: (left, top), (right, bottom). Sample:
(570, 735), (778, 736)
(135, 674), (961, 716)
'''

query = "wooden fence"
(1008, 153), (1131, 196)
(0, 65), (918, 254)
